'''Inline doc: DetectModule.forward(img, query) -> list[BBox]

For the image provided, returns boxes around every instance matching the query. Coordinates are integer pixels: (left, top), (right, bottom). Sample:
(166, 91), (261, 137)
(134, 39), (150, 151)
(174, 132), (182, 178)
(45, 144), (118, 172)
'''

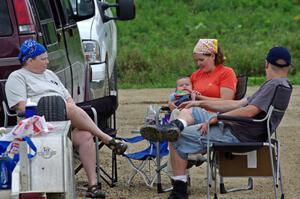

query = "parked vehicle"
(76, 0), (118, 99)
(0, 0), (135, 127)
(77, 0), (135, 100)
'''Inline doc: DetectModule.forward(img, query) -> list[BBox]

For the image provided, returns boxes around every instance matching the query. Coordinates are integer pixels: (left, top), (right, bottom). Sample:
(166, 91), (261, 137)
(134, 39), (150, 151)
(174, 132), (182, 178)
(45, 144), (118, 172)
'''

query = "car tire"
(37, 95), (67, 121)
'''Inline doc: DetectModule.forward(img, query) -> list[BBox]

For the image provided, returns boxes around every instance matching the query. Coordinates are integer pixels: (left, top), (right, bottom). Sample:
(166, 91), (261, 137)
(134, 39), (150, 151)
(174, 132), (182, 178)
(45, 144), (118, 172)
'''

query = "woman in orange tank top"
(191, 39), (237, 100)
(169, 39), (237, 111)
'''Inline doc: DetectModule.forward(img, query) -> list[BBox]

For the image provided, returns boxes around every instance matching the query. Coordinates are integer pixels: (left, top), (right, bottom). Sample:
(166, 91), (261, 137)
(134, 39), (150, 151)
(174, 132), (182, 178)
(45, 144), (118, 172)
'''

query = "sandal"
(85, 184), (106, 198)
(107, 138), (128, 155)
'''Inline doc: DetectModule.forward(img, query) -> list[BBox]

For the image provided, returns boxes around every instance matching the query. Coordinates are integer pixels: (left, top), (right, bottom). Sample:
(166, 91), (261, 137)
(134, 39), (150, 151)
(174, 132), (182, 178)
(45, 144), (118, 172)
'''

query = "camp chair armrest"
(217, 115), (254, 123)
(78, 104), (92, 111)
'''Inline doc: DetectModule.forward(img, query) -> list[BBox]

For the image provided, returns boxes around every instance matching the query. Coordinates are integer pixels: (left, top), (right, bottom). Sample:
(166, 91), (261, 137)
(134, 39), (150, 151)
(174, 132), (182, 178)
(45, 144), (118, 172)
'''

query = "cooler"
(11, 121), (75, 199)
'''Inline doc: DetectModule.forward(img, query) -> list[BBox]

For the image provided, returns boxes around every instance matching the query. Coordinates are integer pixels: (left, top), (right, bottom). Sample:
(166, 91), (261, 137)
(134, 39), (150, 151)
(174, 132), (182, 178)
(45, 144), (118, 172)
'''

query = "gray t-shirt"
(5, 68), (71, 108)
(226, 77), (291, 142)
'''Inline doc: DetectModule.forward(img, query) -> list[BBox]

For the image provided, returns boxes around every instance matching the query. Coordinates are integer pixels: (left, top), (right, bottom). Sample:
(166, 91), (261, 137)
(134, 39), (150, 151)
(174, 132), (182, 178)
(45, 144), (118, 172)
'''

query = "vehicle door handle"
(68, 28), (73, 37)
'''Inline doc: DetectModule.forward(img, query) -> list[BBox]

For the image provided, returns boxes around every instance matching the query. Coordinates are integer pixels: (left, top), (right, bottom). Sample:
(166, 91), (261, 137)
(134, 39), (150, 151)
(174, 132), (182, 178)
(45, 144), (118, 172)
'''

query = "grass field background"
(113, 0), (300, 88)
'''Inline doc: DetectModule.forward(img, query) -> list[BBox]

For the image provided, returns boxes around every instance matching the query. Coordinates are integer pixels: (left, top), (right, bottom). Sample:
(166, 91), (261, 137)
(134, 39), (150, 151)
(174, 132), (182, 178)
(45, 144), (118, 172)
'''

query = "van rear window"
(34, 0), (57, 45)
(35, 0), (52, 20)
(0, 0), (13, 36)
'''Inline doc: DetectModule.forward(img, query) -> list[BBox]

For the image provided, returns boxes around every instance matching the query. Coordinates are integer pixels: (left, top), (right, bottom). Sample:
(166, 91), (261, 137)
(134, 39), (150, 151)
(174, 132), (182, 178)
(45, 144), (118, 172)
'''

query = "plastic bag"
(0, 115), (54, 141)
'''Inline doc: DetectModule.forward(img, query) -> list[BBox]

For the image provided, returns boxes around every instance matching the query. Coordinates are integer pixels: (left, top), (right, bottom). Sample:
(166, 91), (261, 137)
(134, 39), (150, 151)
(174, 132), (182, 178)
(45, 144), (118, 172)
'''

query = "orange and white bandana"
(193, 39), (218, 54)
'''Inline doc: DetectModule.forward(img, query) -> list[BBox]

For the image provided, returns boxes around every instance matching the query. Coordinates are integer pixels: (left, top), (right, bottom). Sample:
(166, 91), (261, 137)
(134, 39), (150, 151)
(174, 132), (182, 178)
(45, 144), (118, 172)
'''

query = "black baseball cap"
(266, 47), (291, 67)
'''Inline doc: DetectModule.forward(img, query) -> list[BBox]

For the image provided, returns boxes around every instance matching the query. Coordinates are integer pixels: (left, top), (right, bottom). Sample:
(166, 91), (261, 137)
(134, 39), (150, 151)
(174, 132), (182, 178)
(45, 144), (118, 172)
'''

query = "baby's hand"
(168, 101), (177, 111)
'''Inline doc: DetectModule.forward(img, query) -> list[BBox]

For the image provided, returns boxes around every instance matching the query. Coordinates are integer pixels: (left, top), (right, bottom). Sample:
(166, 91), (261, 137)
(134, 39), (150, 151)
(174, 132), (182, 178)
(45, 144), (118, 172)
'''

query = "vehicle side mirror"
(116, 0), (135, 20)
(97, 0), (135, 23)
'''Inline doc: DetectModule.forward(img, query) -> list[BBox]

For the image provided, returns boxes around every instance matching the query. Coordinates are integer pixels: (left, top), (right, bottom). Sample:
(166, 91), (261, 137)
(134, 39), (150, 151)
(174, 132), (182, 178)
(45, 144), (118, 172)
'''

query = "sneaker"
(168, 180), (188, 199)
(160, 123), (180, 142)
(140, 125), (163, 141)
(107, 138), (128, 155)
(140, 123), (180, 142)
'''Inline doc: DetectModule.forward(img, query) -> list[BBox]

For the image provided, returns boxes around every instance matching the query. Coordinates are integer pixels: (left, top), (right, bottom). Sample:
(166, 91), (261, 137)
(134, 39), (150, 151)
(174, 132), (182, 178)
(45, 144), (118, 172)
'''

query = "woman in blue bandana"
(5, 39), (126, 198)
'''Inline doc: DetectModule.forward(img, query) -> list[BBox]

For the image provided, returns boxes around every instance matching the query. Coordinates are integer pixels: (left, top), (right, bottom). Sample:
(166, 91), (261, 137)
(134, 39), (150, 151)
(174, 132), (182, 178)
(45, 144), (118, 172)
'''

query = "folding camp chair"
(234, 75), (248, 100)
(123, 136), (170, 191)
(206, 84), (292, 199)
(121, 106), (172, 193)
(37, 95), (119, 187)
(76, 96), (118, 187)
(0, 80), (18, 127)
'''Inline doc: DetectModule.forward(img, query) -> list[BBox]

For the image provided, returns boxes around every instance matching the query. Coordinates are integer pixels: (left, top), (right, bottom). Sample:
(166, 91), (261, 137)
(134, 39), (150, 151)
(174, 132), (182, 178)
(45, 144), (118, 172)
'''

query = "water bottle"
(0, 153), (10, 189)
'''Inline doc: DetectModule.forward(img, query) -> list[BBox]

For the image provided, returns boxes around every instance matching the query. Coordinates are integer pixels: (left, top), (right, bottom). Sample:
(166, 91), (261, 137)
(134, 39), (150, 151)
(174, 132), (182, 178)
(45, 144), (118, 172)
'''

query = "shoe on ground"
(107, 138), (128, 155)
(168, 180), (188, 199)
(85, 184), (106, 198)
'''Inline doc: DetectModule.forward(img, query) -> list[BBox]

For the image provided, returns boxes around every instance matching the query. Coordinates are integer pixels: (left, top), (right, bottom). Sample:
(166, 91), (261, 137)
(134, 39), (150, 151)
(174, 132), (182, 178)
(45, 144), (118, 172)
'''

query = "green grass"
(114, 0), (300, 88)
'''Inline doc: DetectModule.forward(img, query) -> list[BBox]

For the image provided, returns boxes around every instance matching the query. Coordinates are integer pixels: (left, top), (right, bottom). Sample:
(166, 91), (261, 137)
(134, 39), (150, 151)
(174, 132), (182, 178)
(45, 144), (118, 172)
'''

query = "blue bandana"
(18, 39), (46, 64)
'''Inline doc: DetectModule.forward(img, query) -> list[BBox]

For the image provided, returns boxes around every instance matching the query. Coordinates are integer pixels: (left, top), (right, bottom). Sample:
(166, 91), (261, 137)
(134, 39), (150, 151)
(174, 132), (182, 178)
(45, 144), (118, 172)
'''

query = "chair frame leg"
(97, 142), (117, 187)
(95, 137), (101, 185)
(155, 141), (172, 193)
(270, 139), (285, 199)
(219, 177), (253, 194)
(126, 158), (154, 186)
(207, 146), (212, 199)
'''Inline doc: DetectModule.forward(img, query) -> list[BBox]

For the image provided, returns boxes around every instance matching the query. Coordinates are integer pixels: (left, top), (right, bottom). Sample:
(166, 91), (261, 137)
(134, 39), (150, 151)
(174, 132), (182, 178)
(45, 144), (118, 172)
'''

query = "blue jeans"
(172, 107), (240, 160)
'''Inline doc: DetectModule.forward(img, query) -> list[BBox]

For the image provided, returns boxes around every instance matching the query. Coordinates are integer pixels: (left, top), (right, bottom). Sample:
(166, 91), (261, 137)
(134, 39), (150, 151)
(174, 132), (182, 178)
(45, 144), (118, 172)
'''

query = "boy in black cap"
(266, 46), (291, 67)
(140, 47), (293, 199)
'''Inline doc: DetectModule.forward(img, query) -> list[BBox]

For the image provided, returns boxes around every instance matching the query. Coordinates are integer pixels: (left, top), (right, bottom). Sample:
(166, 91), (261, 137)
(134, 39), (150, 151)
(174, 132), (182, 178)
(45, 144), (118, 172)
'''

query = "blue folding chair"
(121, 106), (172, 193)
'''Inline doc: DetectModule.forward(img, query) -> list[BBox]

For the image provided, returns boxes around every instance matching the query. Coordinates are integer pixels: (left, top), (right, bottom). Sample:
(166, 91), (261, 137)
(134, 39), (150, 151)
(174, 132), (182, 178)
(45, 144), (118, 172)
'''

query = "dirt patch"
(77, 86), (300, 199)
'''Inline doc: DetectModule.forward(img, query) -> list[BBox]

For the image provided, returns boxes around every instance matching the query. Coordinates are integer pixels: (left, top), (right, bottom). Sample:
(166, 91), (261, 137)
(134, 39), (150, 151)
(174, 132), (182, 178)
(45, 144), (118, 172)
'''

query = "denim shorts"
(172, 107), (240, 160)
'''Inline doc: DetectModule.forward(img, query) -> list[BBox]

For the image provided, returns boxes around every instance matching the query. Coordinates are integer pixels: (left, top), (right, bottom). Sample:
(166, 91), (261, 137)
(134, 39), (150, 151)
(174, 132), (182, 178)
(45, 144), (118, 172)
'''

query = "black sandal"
(85, 184), (106, 198)
(107, 138), (128, 155)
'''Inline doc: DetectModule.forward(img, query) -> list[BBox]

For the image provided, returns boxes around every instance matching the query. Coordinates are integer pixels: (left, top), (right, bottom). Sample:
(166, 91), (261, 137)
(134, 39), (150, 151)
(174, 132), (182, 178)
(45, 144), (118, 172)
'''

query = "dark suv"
(0, 0), (135, 127)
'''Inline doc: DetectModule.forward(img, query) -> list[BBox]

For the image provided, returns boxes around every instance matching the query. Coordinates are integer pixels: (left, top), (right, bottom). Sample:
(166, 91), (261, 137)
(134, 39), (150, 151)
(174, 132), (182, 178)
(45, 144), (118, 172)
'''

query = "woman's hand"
(192, 90), (201, 100)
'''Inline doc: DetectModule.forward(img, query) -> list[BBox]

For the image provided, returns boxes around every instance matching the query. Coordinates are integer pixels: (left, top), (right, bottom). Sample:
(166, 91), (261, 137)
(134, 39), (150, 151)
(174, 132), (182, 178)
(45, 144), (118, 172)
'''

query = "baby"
(169, 76), (197, 109)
